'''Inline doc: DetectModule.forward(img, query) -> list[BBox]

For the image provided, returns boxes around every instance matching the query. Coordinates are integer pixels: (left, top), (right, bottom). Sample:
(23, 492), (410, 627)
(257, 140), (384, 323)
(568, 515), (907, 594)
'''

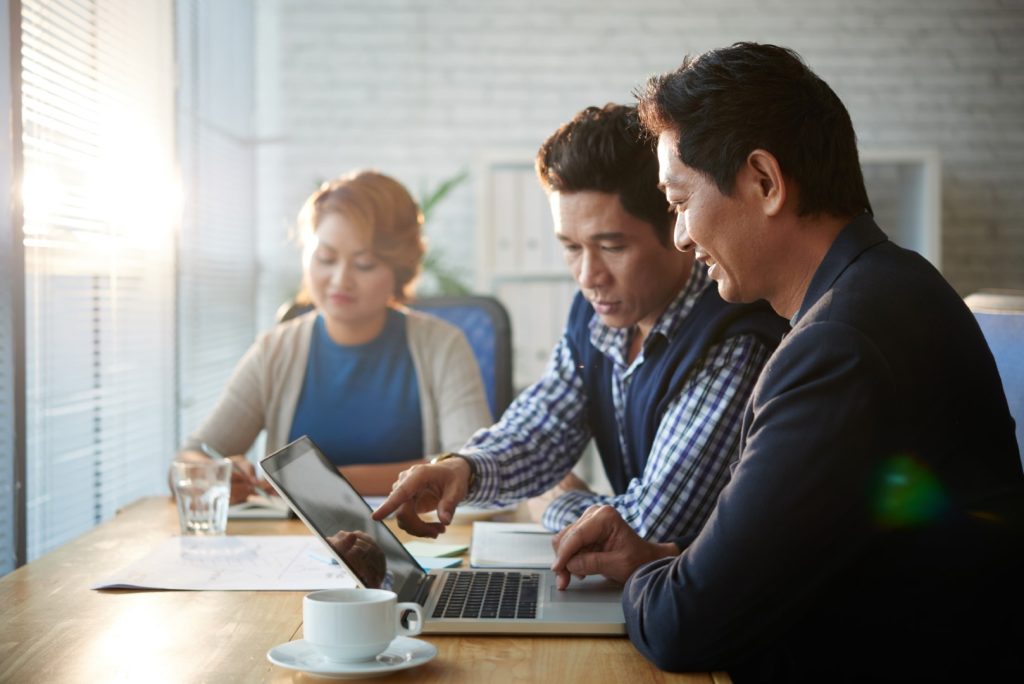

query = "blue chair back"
(966, 290), (1024, 464)
(411, 295), (513, 418)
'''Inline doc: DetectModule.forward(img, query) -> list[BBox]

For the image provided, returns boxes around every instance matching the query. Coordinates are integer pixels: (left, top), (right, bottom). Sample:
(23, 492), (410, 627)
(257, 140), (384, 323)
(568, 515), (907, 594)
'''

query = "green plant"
(417, 169), (472, 295)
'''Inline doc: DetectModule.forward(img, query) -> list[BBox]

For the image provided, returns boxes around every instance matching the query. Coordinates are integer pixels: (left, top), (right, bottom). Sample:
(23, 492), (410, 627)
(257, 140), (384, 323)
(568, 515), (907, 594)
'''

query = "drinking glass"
(170, 460), (232, 535)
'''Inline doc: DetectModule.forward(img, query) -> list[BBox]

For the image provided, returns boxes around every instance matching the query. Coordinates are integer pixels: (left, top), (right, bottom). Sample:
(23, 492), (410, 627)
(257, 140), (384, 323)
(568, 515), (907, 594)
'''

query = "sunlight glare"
(19, 112), (181, 252)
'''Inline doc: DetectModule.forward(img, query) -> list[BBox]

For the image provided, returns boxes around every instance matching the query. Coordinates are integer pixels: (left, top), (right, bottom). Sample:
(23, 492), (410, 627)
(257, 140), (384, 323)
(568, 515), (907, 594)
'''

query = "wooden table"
(0, 497), (730, 683)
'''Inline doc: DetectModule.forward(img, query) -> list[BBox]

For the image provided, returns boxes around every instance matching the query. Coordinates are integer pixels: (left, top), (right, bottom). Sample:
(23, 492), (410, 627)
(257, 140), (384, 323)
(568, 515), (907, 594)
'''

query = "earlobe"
(746, 150), (786, 217)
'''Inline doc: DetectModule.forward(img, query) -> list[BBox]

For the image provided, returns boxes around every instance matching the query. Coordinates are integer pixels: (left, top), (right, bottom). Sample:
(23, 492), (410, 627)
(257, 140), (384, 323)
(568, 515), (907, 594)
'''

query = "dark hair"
(636, 42), (871, 219)
(535, 103), (672, 244)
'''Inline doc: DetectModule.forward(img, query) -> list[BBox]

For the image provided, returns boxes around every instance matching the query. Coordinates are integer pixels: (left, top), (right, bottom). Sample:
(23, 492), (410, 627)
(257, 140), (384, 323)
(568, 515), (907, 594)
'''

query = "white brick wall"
(254, 0), (1024, 311)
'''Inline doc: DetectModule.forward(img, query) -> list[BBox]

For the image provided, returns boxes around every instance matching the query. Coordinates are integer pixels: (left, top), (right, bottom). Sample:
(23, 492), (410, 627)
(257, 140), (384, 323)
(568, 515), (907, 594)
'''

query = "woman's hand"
(175, 449), (260, 505)
(226, 455), (261, 505)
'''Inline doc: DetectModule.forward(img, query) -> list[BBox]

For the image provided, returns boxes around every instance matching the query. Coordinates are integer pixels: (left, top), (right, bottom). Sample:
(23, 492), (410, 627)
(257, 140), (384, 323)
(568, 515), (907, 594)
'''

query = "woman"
(179, 170), (492, 501)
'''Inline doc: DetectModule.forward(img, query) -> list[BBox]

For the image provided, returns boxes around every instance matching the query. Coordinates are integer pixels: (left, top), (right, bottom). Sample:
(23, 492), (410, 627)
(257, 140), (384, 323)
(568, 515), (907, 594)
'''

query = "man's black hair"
(637, 42), (871, 218)
(536, 103), (672, 244)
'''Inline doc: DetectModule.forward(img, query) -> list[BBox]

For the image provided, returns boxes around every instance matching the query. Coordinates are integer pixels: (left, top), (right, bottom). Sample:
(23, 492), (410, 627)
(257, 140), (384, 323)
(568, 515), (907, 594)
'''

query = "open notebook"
(228, 494), (294, 519)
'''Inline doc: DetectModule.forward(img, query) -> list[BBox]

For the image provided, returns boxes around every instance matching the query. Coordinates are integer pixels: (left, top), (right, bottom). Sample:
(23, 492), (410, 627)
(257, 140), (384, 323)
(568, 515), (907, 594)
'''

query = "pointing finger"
(372, 485), (414, 521)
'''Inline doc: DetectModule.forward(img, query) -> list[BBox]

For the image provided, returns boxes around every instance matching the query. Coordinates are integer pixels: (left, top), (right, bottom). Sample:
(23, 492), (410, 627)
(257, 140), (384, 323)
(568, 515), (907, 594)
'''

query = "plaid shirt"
(462, 267), (773, 542)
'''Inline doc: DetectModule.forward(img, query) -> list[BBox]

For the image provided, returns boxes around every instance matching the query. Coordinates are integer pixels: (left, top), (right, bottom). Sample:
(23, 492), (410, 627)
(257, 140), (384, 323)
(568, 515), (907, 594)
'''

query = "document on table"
(92, 536), (359, 591)
(306, 548), (463, 570)
(470, 522), (556, 568)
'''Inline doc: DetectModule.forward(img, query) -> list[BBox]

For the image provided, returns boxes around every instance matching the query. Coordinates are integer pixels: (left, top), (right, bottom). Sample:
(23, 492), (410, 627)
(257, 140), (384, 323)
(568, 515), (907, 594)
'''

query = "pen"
(200, 442), (273, 500)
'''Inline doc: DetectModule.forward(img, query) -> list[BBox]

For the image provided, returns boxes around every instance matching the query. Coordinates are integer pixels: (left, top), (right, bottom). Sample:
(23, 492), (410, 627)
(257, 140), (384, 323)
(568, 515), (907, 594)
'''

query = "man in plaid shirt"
(375, 104), (785, 544)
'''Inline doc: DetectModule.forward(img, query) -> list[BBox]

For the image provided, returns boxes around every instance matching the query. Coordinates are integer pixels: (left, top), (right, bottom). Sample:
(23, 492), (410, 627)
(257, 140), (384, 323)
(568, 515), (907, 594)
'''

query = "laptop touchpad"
(548, 575), (622, 604)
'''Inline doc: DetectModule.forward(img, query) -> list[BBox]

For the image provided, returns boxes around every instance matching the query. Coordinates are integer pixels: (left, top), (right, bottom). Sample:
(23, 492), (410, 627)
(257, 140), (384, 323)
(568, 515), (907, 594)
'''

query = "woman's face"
(304, 212), (396, 332)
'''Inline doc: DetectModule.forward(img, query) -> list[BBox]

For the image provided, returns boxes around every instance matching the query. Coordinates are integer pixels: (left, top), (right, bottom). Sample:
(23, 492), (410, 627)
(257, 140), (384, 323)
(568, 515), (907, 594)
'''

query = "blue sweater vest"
(566, 287), (787, 494)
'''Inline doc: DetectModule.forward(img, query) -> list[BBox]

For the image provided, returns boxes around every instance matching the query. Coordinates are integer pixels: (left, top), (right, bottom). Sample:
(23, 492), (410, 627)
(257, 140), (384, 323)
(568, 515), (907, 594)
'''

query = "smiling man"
(373, 104), (785, 545)
(549, 44), (1024, 682)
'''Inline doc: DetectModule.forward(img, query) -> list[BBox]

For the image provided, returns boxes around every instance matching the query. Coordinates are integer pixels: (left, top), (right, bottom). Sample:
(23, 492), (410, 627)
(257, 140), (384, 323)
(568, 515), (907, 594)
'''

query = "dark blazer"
(623, 214), (1024, 682)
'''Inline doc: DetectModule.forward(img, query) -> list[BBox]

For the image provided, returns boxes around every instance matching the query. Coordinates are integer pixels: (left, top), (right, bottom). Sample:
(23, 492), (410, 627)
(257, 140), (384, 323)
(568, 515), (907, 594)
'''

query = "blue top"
(288, 310), (423, 466)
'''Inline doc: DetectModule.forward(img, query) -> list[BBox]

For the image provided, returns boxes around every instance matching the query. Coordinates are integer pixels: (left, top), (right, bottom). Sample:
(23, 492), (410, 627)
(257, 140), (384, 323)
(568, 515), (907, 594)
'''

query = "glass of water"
(170, 460), (232, 535)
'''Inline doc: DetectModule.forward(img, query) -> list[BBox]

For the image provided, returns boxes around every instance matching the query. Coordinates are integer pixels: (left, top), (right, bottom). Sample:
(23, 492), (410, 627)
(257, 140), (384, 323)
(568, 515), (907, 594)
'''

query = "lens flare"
(871, 454), (948, 527)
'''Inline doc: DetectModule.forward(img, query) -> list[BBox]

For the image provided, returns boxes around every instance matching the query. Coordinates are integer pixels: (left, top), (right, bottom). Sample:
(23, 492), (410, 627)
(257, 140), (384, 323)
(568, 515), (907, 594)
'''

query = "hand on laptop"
(550, 505), (678, 590)
(370, 457), (473, 537)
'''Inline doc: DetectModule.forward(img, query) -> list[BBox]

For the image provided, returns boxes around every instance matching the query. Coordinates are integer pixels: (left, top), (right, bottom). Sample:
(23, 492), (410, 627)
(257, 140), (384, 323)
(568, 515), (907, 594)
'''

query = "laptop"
(260, 436), (625, 635)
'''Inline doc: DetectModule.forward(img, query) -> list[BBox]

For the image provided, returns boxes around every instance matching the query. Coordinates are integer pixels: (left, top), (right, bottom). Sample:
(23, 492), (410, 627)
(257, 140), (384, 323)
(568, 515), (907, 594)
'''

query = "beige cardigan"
(183, 309), (493, 459)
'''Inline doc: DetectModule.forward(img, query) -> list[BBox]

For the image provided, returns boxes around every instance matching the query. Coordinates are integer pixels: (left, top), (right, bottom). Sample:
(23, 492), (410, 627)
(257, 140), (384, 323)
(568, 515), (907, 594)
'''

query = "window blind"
(0, 284), (15, 575)
(175, 0), (258, 450)
(20, 0), (177, 560)
(0, 255), (15, 574)
(2, 0), (25, 576)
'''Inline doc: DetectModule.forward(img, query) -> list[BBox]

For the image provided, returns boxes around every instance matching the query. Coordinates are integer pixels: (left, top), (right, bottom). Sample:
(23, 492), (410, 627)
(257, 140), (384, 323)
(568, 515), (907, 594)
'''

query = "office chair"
(411, 295), (513, 418)
(276, 294), (514, 418)
(965, 289), (1024, 464)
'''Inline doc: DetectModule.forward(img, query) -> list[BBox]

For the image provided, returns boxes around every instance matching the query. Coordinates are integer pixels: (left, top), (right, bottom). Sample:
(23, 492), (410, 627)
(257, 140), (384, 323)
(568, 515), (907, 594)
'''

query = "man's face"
(550, 190), (692, 332)
(658, 130), (766, 304)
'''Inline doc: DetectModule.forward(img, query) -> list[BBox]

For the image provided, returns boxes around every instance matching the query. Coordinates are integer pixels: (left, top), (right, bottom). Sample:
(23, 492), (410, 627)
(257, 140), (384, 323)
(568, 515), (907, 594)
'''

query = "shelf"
(474, 147), (943, 387)
(860, 147), (942, 269)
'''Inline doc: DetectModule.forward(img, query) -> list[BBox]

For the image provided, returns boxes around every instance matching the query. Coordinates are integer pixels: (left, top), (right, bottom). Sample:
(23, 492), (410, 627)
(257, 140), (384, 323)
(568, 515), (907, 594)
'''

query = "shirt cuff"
(540, 489), (601, 531)
(460, 452), (501, 504)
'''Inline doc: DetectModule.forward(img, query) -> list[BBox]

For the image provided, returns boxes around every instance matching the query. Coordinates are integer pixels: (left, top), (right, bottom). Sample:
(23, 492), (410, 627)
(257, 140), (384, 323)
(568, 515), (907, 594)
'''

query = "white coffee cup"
(303, 588), (424, 662)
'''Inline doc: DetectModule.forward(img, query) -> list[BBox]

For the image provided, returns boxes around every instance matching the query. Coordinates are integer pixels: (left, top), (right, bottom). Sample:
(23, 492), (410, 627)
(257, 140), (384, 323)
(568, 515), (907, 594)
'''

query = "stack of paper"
(469, 522), (555, 569)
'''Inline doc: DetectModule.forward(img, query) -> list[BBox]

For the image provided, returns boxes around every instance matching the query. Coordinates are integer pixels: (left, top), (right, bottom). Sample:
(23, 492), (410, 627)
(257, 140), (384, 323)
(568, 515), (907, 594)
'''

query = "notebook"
(260, 436), (624, 635)
(470, 522), (555, 569)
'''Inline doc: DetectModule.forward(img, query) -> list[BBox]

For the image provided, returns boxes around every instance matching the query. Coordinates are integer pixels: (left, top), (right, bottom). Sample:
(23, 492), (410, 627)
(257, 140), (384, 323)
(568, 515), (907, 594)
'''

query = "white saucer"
(267, 636), (437, 679)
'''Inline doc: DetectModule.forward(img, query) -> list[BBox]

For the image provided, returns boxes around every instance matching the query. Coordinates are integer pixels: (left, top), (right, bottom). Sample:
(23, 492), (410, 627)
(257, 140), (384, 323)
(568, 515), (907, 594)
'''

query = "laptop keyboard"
(432, 571), (539, 620)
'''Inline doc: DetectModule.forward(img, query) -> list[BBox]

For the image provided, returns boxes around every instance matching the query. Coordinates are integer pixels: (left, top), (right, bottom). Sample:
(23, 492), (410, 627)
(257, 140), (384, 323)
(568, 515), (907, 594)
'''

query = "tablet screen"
(260, 436), (425, 600)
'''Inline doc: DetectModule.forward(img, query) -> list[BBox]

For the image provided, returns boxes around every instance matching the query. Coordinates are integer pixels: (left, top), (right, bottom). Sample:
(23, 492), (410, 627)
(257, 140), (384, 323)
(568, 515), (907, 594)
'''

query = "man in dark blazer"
(551, 42), (1024, 682)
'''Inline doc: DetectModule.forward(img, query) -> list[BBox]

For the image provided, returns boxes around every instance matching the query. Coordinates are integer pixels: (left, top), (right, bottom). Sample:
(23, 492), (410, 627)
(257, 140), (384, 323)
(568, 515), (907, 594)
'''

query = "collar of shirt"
(586, 265), (710, 373)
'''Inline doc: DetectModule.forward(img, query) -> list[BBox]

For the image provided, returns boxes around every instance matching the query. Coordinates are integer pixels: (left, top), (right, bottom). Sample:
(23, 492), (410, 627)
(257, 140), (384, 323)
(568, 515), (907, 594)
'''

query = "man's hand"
(550, 505), (678, 590)
(526, 471), (590, 522)
(370, 457), (472, 537)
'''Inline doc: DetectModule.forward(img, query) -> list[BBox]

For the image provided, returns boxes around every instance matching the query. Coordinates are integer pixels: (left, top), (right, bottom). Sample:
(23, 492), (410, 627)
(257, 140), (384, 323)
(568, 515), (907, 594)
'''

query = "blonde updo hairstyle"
(297, 170), (425, 303)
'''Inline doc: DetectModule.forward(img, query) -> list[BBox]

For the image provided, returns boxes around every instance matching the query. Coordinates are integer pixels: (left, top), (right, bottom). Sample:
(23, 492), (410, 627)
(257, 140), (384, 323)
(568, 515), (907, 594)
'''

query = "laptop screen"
(260, 436), (426, 600)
